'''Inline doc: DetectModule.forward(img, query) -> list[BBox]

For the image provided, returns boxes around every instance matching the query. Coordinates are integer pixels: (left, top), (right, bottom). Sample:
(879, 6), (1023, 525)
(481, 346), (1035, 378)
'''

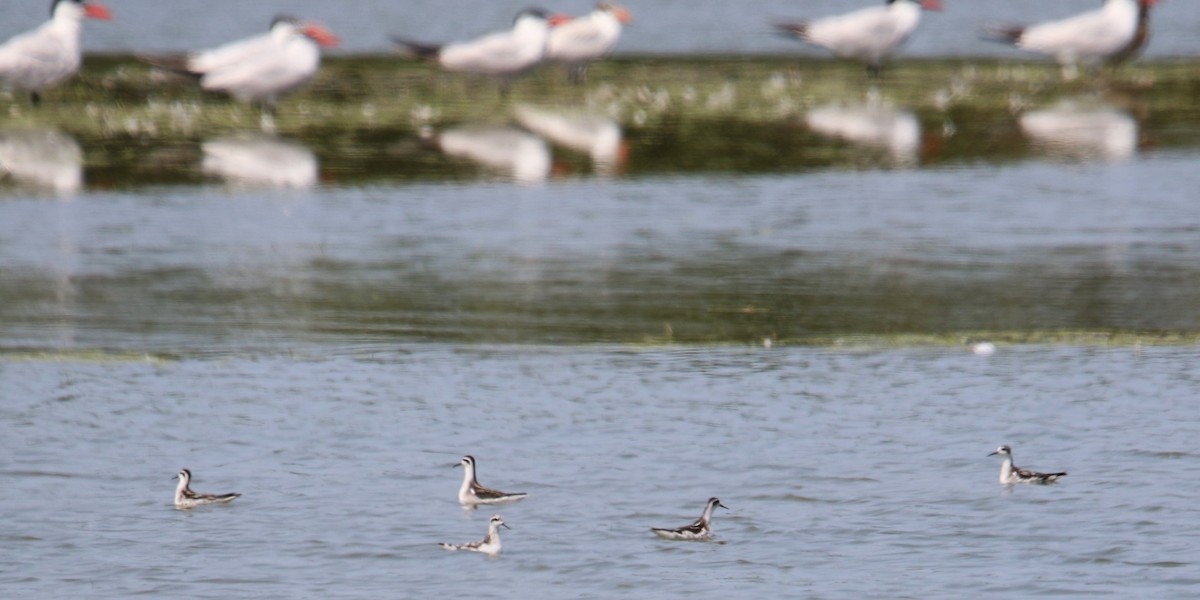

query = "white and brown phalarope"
(173, 468), (241, 509)
(651, 497), (728, 541)
(439, 514), (509, 556)
(989, 445), (1068, 484)
(455, 455), (528, 506)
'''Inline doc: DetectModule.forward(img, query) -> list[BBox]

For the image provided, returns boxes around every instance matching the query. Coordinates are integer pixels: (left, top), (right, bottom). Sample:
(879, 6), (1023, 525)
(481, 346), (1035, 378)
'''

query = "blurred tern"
(774, 0), (942, 77)
(0, 0), (112, 105)
(140, 15), (339, 130)
(546, 2), (632, 83)
(392, 8), (568, 90)
(985, 0), (1155, 79)
(1108, 0), (1156, 66)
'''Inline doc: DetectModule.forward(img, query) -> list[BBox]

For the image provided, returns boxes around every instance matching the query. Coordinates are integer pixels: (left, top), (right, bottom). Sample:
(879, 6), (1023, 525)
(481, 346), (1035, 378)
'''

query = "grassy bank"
(3, 54), (1198, 139)
(1, 54), (1195, 186)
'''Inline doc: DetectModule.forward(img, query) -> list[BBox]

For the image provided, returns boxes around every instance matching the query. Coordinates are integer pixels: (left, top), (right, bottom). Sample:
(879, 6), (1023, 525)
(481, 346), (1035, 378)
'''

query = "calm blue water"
(3, 150), (1200, 349)
(2, 345), (1199, 598)
(1, 0), (1198, 57)
(3, 150), (1200, 596)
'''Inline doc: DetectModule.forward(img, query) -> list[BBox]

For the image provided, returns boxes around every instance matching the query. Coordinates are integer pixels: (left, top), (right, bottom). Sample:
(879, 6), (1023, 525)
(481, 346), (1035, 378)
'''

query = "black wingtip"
(391, 37), (442, 60)
(773, 21), (808, 38)
(982, 23), (1025, 44)
(136, 53), (202, 80)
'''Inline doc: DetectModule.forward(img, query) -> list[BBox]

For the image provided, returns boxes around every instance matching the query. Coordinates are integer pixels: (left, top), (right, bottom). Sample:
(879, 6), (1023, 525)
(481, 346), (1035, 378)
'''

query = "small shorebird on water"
(651, 497), (728, 541)
(173, 468), (241, 509)
(455, 455), (528, 506)
(439, 514), (509, 557)
(989, 445), (1068, 484)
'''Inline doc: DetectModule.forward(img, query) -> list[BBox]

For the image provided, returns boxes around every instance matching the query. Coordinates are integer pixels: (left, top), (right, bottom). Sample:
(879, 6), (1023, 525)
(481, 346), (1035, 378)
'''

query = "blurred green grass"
(3, 54), (1195, 138)
(4, 54), (1195, 187)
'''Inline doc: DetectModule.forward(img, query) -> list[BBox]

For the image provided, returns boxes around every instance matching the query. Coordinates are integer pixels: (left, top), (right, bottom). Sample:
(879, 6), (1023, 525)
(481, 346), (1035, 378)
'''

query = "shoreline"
(0, 55), (1193, 136)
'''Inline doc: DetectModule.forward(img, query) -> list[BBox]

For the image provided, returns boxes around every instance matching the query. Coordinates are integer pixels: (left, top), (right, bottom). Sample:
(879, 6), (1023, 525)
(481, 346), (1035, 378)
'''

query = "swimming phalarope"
(651, 497), (728, 541)
(439, 514), (509, 556)
(455, 455), (527, 506)
(989, 445), (1068, 484)
(173, 468), (241, 509)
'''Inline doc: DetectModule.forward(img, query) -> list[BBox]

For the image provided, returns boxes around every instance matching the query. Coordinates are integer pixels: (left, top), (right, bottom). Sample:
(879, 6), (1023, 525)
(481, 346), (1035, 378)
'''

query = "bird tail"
(1041, 471), (1068, 482)
(391, 37), (442, 60)
(982, 23), (1025, 44)
(772, 21), (808, 39)
(135, 53), (202, 80)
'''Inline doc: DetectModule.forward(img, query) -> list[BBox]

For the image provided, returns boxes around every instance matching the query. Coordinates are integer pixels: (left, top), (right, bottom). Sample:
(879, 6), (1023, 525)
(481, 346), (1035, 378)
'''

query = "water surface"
(3, 148), (1200, 350)
(2, 346), (1198, 598)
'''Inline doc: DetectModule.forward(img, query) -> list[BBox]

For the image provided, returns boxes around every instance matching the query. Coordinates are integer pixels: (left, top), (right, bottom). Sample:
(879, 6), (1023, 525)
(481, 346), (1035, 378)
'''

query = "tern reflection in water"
(201, 134), (318, 188)
(513, 104), (626, 176)
(805, 97), (921, 167)
(0, 127), (82, 194)
(429, 125), (551, 184)
(1019, 100), (1138, 162)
